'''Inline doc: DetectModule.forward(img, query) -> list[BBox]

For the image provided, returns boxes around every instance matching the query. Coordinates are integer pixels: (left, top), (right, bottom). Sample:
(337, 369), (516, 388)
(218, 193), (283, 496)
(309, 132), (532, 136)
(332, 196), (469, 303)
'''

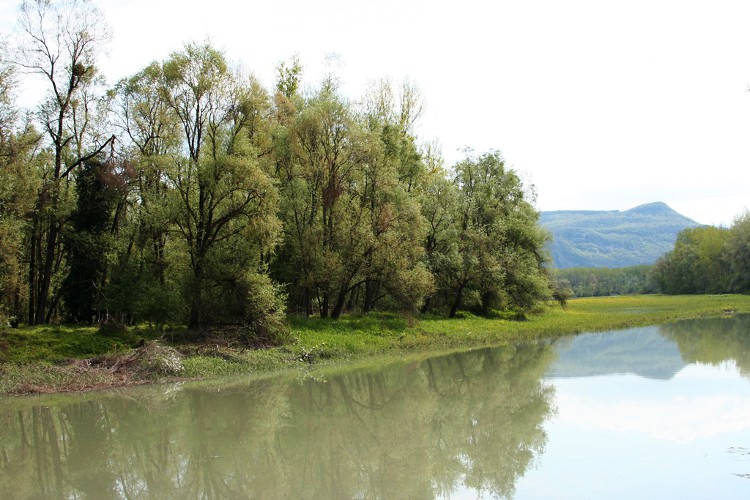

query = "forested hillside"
(0, 0), (552, 335)
(540, 202), (700, 268)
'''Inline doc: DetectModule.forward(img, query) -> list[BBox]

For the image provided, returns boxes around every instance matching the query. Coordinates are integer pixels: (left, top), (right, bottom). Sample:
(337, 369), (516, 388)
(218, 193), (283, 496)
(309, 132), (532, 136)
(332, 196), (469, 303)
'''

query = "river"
(1, 315), (749, 498)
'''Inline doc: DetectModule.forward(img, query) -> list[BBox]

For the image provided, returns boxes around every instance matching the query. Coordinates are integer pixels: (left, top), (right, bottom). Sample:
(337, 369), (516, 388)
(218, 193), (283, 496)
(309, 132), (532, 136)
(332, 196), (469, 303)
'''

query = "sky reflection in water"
(1, 316), (750, 498)
(514, 320), (750, 499)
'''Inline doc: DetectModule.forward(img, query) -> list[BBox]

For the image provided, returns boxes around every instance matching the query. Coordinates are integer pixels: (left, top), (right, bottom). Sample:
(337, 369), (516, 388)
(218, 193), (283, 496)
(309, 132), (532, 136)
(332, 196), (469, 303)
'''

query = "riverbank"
(1, 294), (748, 395)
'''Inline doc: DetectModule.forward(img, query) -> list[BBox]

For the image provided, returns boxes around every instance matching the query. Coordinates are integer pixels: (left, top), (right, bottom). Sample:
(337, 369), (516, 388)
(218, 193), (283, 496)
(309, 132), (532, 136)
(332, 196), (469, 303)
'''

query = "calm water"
(1, 316), (749, 499)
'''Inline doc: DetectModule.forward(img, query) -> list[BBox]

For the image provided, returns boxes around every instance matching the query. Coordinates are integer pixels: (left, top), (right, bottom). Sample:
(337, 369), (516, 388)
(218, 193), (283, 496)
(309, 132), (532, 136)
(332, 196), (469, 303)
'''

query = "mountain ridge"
(540, 202), (701, 268)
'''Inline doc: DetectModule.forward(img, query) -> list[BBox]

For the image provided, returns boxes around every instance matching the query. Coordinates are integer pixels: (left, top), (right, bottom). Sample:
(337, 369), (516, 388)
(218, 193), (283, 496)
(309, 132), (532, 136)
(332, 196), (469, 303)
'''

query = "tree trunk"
(420, 296), (431, 315)
(363, 279), (378, 313)
(188, 291), (201, 330)
(35, 221), (58, 325)
(480, 291), (494, 316)
(27, 216), (38, 325)
(320, 293), (329, 319)
(188, 261), (204, 330)
(346, 283), (359, 312)
(331, 287), (348, 319)
(304, 287), (313, 317)
(449, 285), (465, 318)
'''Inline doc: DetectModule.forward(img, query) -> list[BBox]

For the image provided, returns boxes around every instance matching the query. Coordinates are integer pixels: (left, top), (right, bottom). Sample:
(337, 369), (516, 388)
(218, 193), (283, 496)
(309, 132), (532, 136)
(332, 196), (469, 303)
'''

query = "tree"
(157, 42), (282, 332)
(108, 62), (183, 325)
(726, 211), (750, 293)
(355, 80), (433, 314)
(14, 0), (114, 324)
(274, 78), (363, 318)
(0, 44), (40, 324)
(653, 226), (731, 294)
(273, 77), (432, 318)
(419, 158), (458, 314)
(61, 158), (122, 322)
(423, 150), (550, 317)
(275, 55), (303, 99)
(555, 265), (658, 297)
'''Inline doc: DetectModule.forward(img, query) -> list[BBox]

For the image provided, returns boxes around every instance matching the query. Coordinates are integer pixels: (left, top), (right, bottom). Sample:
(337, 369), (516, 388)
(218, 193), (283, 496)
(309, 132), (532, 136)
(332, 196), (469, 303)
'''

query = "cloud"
(554, 364), (750, 443)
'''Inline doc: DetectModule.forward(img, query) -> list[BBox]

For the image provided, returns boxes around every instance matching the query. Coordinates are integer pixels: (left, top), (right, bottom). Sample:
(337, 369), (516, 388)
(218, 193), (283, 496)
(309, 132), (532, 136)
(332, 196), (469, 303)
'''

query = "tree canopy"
(652, 220), (749, 295)
(0, 0), (558, 336)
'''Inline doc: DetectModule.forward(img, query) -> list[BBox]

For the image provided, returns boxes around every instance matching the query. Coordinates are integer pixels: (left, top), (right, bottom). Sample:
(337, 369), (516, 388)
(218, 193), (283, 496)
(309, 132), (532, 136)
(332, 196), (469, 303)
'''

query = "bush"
(241, 271), (291, 346)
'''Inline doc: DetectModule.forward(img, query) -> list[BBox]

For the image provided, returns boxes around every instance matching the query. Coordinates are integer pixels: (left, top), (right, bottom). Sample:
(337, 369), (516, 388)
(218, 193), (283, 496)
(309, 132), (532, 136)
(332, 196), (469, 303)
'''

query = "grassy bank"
(1, 294), (748, 395)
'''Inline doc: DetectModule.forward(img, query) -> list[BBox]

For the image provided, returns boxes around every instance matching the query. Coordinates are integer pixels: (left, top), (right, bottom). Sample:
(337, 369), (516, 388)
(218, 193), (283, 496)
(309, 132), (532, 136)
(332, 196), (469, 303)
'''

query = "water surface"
(1, 316), (749, 498)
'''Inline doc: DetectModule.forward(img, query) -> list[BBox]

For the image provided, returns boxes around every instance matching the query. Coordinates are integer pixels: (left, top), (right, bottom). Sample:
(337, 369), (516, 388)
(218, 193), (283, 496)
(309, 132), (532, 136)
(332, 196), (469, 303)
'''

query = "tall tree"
(725, 211), (750, 293)
(61, 158), (122, 322)
(274, 77), (434, 318)
(14, 0), (114, 324)
(419, 162), (458, 314)
(653, 225), (731, 294)
(276, 78), (362, 318)
(108, 62), (182, 325)
(423, 151), (551, 317)
(356, 79), (432, 313)
(158, 42), (281, 331)
(0, 44), (41, 324)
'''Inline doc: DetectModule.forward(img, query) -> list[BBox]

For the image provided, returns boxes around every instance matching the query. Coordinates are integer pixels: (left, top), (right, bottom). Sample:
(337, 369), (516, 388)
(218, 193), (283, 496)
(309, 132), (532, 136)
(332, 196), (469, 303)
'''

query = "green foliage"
(550, 275), (573, 307)
(153, 43), (282, 330)
(422, 150), (551, 317)
(653, 225), (733, 294)
(557, 265), (658, 297)
(105, 254), (185, 327)
(16, 0), (113, 325)
(1, 4), (572, 336)
(272, 78), (432, 319)
(240, 271), (290, 345)
(275, 55), (303, 98)
(726, 211), (750, 293)
(0, 52), (40, 324)
(62, 160), (123, 322)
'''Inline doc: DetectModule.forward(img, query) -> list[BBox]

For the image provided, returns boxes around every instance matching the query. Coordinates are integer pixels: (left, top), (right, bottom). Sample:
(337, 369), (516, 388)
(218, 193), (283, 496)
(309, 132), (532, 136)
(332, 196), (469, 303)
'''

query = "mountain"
(547, 326), (686, 380)
(540, 202), (701, 268)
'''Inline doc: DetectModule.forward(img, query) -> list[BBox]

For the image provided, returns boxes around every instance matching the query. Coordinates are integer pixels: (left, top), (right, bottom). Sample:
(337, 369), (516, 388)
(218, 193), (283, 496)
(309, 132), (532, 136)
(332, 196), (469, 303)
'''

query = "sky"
(2, 0), (750, 226)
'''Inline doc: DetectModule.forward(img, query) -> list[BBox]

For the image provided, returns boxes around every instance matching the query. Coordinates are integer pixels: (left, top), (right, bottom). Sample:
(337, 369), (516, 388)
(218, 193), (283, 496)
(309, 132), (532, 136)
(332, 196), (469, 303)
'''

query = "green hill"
(548, 326), (685, 380)
(540, 202), (701, 268)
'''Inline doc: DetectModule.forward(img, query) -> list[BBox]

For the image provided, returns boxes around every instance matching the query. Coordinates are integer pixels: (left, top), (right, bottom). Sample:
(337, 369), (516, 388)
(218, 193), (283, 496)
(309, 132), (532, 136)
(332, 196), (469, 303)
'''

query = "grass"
(0, 324), (134, 363)
(286, 294), (750, 356)
(1, 294), (749, 395)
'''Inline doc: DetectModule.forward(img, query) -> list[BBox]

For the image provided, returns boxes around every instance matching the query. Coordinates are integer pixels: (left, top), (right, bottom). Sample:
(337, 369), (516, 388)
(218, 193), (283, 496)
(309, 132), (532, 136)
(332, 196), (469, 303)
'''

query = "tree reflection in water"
(660, 314), (750, 378)
(0, 342), (557, 498)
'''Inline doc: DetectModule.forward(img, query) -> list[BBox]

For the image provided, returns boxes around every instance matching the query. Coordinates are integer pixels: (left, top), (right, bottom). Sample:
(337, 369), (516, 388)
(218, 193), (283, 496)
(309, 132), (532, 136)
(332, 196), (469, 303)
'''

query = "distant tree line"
(0, 0), (553, 338)
(554, 265), (658, 298)
(556, 212), (750, 298)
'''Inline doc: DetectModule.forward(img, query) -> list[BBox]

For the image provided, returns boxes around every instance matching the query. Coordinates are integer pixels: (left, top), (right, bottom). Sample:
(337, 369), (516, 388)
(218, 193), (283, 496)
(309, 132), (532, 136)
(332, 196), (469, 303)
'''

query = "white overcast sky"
(3, 0), (750, 226)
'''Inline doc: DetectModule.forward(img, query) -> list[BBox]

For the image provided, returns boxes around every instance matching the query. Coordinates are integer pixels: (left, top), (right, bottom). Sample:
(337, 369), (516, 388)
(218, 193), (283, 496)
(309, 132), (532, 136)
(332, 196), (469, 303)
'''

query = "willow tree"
(273, 76), (432, 319)
(354, 79), (432, 313)
(278, 79), (361, 318)
(727, 211), (750, 294)
(108, 62), (183, 324)
(653, 226), (731, 295)
(424, 151), (551, 317)
(156, 43), (282, 333)
(15, 0), (114, 324)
